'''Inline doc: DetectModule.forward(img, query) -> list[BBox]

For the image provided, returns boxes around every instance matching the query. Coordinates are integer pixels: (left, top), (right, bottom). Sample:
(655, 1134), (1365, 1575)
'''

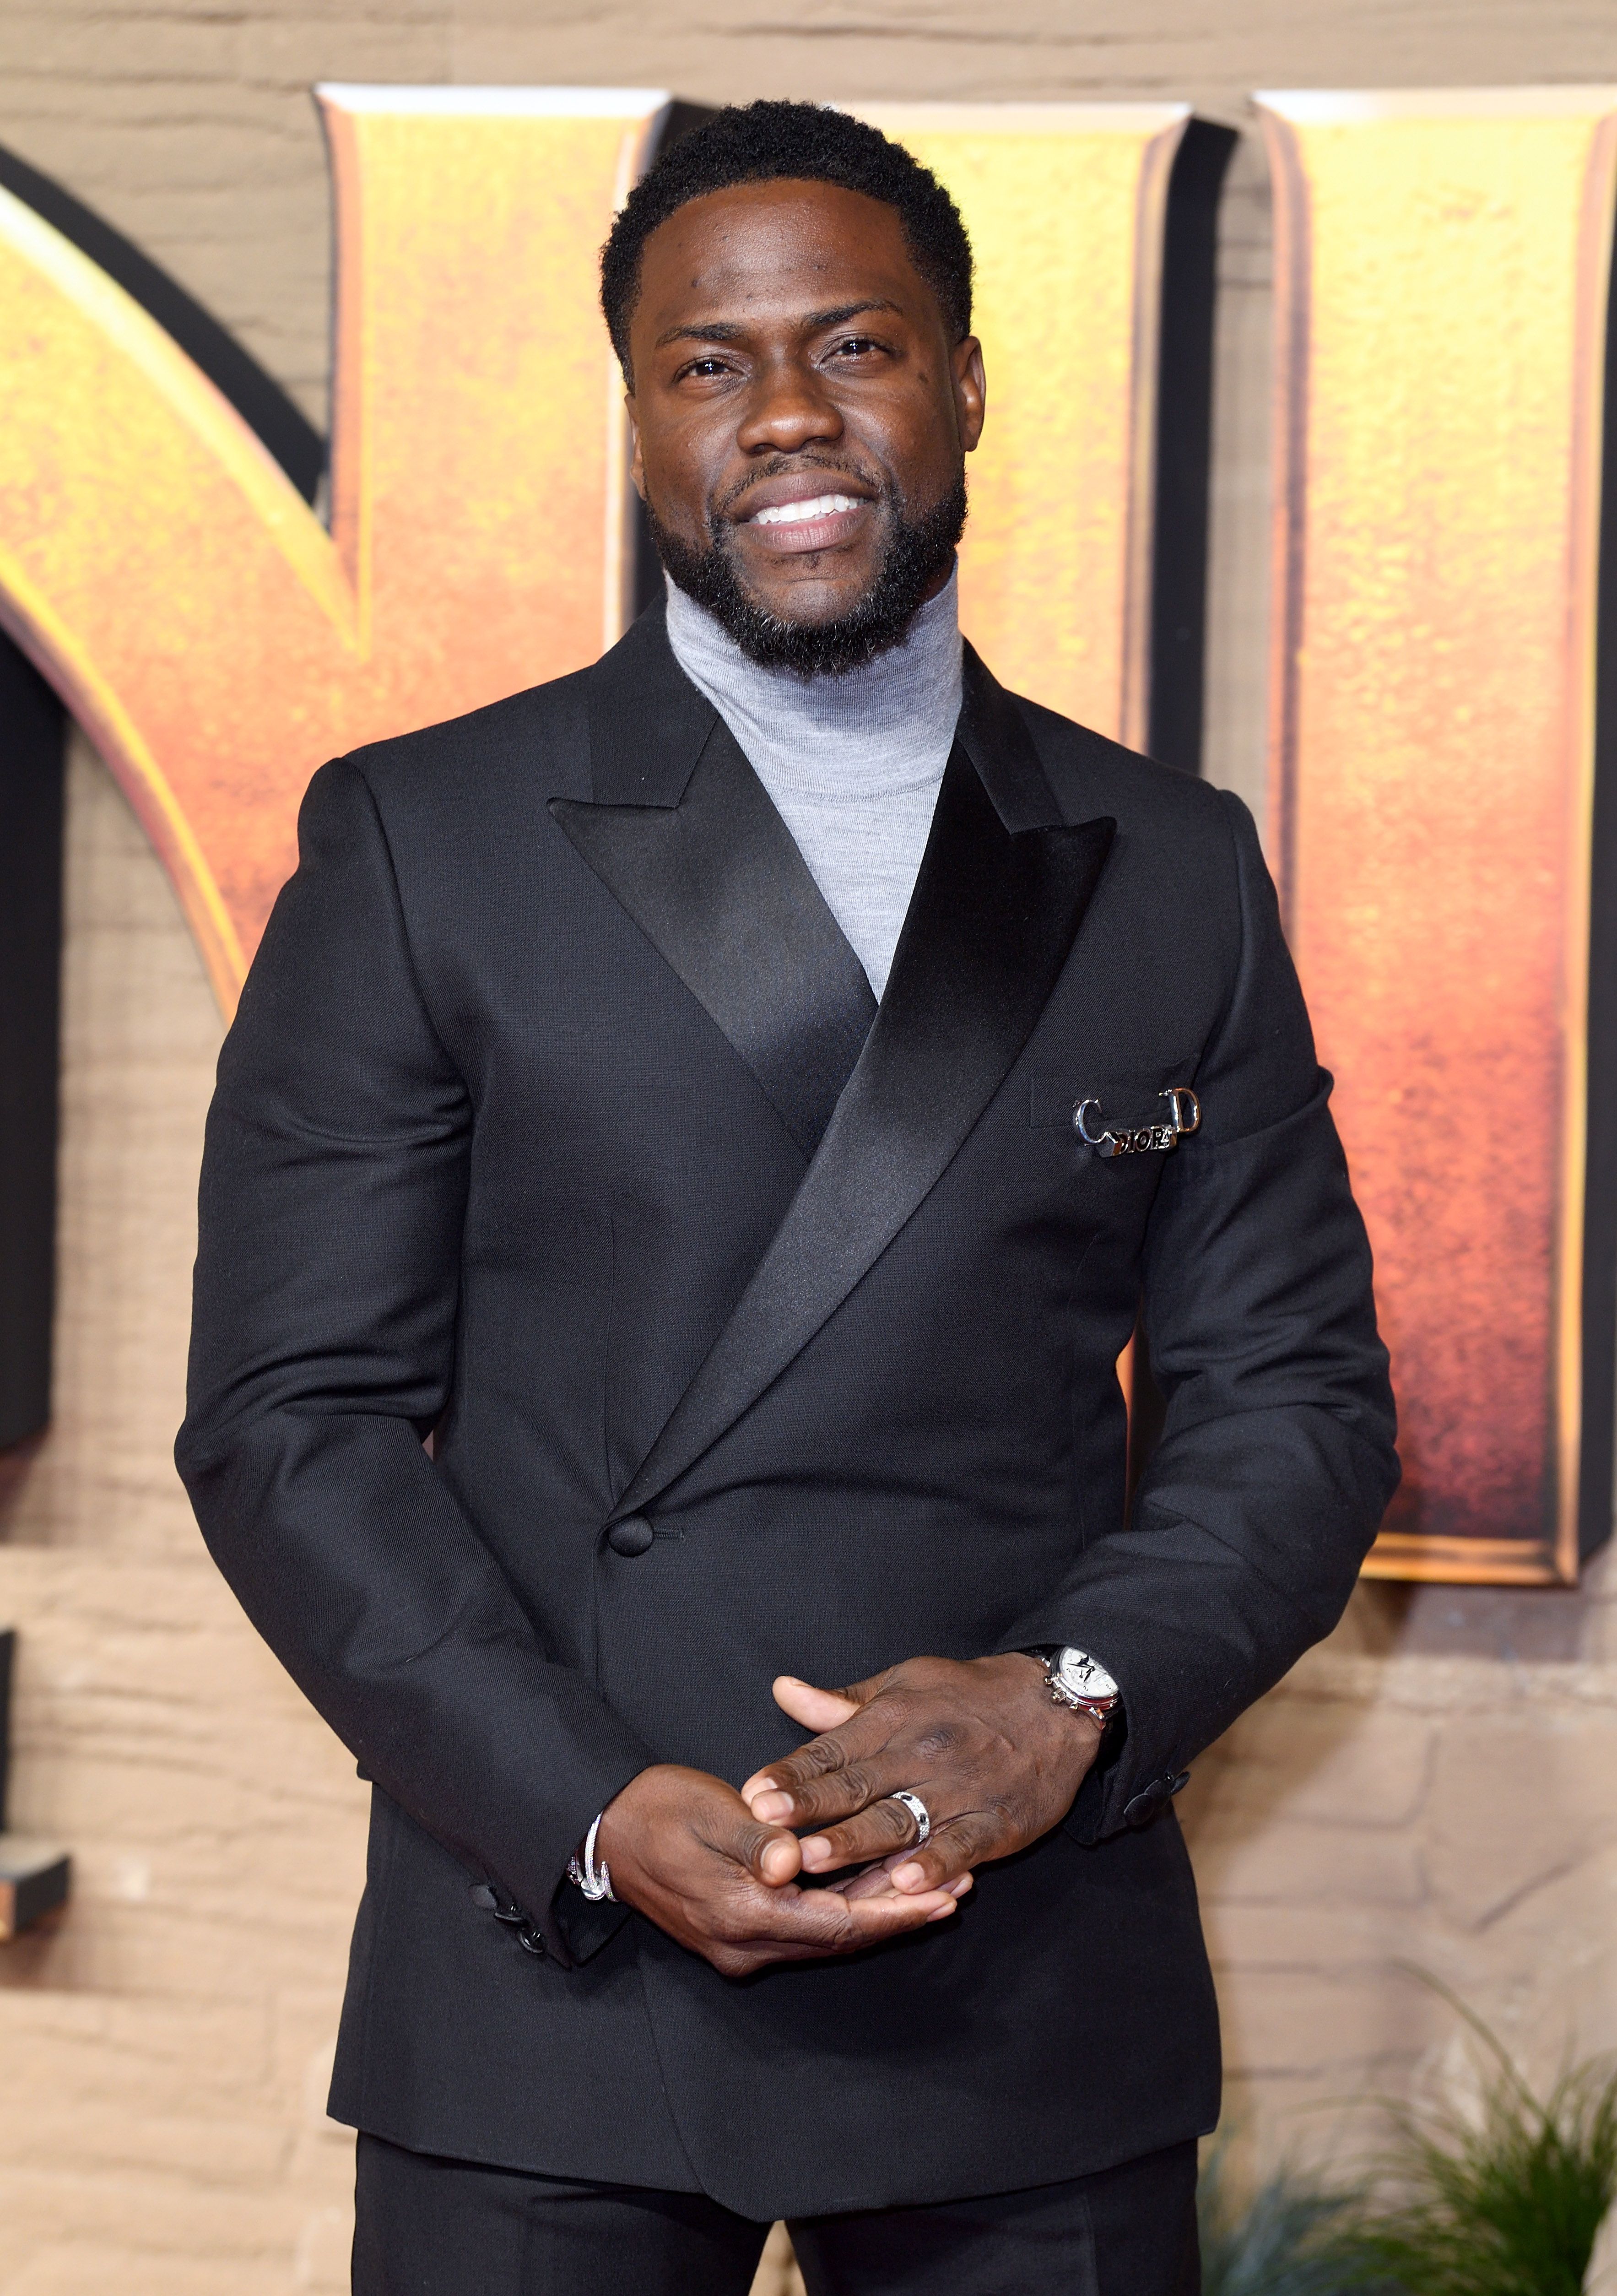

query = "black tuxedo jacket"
(178, 598), (1396, 2220)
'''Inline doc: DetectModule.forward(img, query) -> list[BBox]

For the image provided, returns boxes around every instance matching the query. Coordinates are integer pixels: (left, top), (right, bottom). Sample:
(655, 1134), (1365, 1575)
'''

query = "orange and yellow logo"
(1, 85), (1614, 1584)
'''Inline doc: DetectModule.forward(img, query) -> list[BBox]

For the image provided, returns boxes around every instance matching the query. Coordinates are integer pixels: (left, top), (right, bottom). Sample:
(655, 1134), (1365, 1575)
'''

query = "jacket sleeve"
(174, 757), (655, 1964)
(999, 789), (1400, 1840)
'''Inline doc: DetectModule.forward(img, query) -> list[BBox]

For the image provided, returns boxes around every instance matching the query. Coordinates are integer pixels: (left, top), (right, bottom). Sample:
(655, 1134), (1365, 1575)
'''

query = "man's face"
(626, 177), (986, 672)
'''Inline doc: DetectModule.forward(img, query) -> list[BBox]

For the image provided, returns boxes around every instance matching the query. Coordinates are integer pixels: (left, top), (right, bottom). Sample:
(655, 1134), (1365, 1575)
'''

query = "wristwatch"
(1023, 1645), (1121, 1731)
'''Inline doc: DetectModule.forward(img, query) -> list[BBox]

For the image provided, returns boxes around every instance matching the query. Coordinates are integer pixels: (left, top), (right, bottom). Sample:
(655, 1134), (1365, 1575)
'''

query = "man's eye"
(831, 336), (882, 358)
(679, 357), (734, 381)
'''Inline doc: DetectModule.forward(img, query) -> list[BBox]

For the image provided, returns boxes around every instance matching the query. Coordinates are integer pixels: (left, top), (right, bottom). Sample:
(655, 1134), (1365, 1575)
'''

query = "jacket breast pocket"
(1028, 1061), (1201, 1148)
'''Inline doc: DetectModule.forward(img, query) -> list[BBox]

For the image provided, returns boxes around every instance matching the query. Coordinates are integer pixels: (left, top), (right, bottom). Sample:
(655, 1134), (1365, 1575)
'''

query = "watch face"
(1055, 1648), (1118, 1703)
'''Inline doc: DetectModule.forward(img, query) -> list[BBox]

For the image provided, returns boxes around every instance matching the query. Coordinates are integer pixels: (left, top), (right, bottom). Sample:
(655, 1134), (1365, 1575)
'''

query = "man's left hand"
(739, 1654), (1102, 1898)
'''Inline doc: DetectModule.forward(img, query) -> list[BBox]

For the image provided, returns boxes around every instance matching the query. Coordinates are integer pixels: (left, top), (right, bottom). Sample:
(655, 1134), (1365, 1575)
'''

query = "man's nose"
(735, 358), (845, 455)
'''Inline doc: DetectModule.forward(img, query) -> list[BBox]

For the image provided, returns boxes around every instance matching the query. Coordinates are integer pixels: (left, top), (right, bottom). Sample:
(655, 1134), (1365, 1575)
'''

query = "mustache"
(714, 451), (890, 530)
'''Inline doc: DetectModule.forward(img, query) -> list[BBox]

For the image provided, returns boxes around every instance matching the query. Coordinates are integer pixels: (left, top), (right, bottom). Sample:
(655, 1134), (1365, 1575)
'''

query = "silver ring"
(887, 1790), (931, 1847)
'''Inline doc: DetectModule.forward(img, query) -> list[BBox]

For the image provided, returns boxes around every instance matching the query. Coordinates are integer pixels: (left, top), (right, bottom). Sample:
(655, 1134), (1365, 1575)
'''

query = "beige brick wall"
(0, 739), (360, 2294)
(3, 5), (1617, 2290)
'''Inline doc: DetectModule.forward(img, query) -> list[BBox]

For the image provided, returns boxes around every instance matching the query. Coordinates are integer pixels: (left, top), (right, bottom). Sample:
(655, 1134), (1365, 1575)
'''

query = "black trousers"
(353, 2131), (1201, 2295)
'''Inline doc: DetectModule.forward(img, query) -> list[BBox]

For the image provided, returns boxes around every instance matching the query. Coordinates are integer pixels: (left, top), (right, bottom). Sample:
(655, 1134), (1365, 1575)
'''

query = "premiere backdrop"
(4, 5), (1617, 2293)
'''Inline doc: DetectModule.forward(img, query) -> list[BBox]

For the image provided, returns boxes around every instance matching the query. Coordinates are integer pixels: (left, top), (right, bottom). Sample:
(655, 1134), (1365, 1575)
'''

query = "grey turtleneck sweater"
(664, 570), (963, 998)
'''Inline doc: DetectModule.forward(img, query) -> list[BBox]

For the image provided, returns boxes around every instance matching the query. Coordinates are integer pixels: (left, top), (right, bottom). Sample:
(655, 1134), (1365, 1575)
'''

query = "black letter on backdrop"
(1148, 119), (1236, 779)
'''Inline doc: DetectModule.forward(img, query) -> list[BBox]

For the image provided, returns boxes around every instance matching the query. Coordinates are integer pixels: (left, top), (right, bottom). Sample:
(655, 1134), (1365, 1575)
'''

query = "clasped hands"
(595, 1654), (1103, 1979)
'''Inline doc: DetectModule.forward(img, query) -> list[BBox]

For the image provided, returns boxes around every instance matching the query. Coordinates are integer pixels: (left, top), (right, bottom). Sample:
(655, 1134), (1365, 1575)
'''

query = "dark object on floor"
(0, 1628), (70, 1940)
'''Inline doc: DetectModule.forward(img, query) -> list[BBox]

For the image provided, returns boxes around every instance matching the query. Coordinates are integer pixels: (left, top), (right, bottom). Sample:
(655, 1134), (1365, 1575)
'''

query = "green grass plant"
(1199, 2136), (1388, 2296)
(1347, 1987), (1617, 2296)
(1200, 1981), (1617, 2296)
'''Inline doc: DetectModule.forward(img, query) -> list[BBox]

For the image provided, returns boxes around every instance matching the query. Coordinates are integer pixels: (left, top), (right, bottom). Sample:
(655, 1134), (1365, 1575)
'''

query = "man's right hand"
(596, 1764), (968, 1978)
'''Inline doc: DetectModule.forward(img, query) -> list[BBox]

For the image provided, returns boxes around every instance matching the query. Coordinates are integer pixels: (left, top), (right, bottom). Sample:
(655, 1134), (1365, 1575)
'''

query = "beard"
(645, 466), (968, 677)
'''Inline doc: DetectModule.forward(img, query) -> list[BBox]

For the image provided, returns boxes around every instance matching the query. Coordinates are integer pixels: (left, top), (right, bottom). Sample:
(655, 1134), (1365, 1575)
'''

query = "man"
(178, 101), (1396, 2295)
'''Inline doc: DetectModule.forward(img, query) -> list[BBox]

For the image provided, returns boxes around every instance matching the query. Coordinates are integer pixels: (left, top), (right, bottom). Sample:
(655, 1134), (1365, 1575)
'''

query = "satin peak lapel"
(551, 608), (877, 1160)
(614, 666), (1116, 1519)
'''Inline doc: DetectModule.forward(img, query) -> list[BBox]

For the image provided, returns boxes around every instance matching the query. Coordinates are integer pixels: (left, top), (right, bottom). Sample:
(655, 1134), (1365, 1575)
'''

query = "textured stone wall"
(1183, 1573), (1617, 2139)
(3, 5), (1617, 2292)
(0, 739), (360, 2294)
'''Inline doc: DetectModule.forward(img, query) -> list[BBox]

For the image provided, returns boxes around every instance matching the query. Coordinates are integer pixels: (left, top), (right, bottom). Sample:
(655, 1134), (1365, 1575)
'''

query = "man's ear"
(627, 403), (647, 501)
(953, 336), (986, 455)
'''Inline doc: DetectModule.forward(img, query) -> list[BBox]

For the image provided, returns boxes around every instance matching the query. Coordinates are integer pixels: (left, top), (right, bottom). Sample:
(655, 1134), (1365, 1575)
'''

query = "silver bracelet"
(566, 1811), (615, 1903)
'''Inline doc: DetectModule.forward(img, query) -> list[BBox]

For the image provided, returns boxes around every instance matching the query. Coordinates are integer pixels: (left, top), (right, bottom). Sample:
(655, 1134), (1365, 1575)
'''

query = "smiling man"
(178, 102), (1397, 2296)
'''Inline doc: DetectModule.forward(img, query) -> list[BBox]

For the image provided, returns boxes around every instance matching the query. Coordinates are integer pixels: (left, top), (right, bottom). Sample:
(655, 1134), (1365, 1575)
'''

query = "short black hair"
(600, 100), (973, 382)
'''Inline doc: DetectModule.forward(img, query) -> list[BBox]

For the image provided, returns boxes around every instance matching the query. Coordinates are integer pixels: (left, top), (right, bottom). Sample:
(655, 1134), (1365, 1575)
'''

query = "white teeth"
(750, 493), (862, 526)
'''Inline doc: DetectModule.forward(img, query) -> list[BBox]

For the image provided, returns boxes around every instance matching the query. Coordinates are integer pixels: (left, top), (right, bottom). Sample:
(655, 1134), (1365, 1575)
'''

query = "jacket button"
(607, 1515), (655, 1557)
(1123, 1792), (1161, 1829)
(1170, 1771), (1191, 1796)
